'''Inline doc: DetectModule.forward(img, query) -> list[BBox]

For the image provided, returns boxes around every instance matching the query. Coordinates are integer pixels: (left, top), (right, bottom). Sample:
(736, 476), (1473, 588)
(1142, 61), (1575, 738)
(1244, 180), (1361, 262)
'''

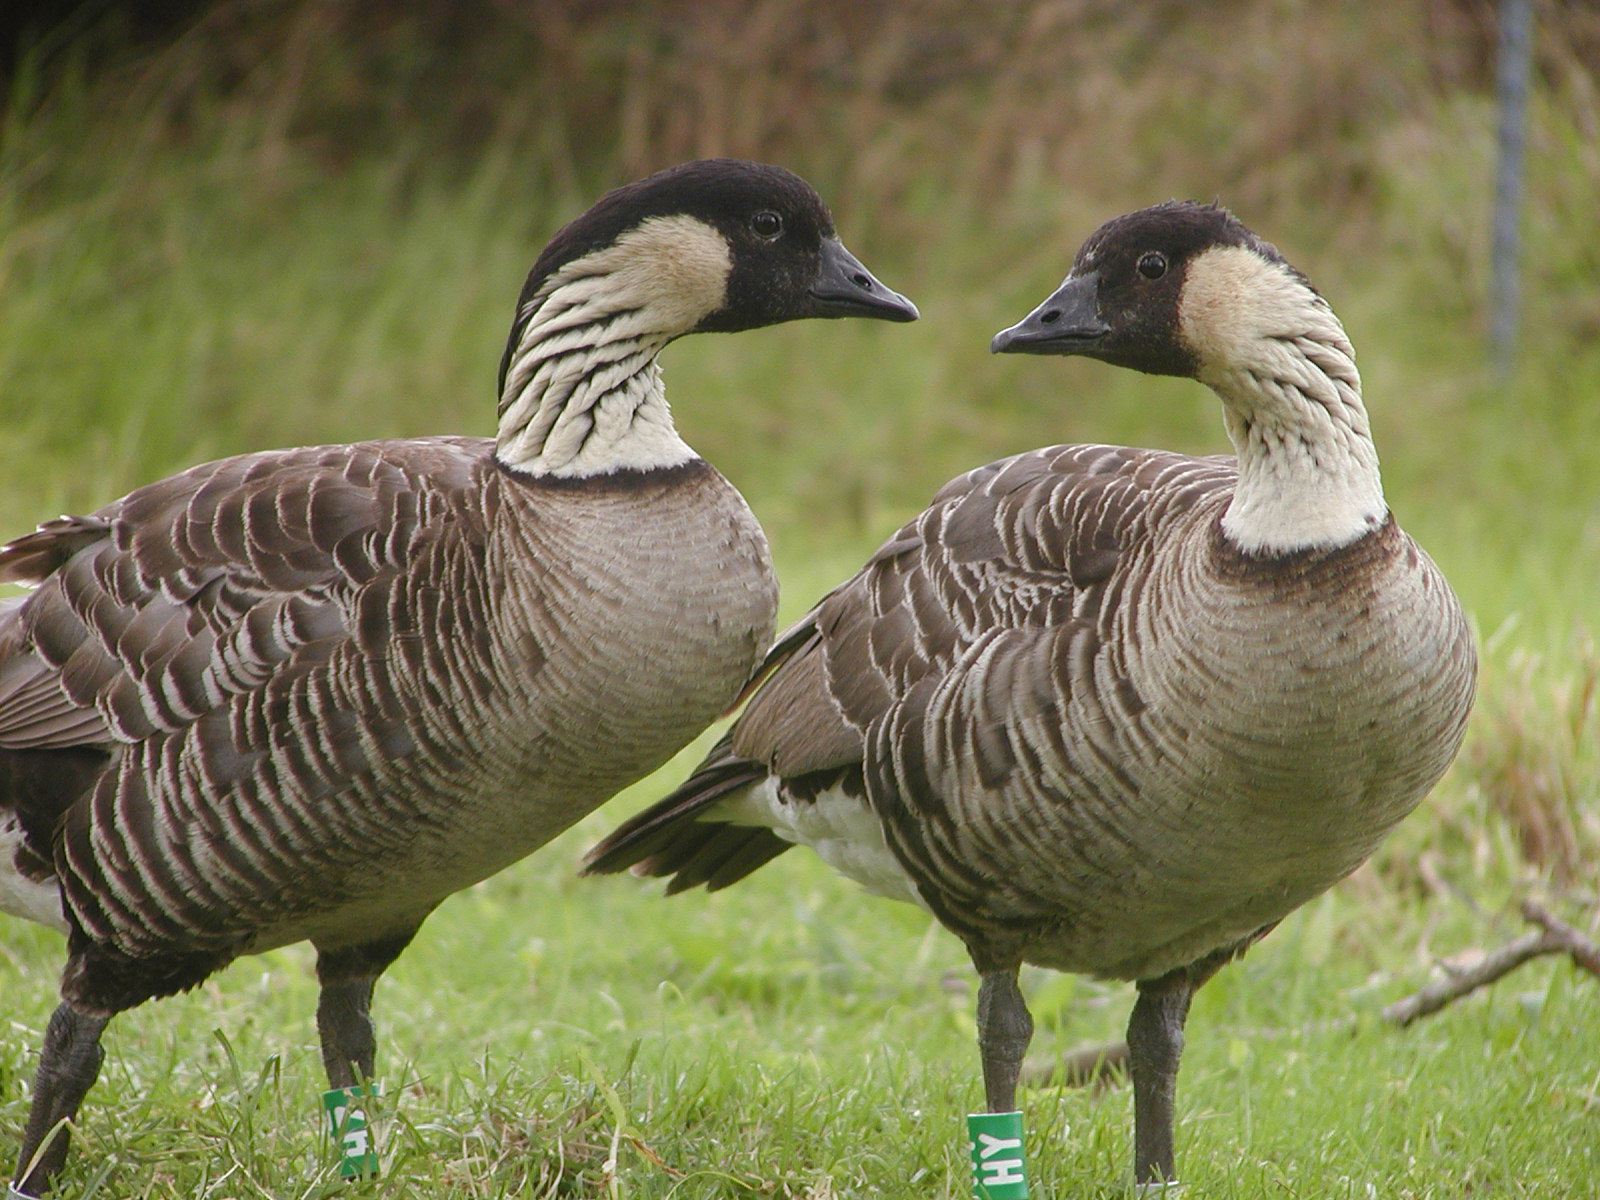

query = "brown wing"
(812, 445), (1230, 730)
(0, 436), (493, 951)
(0, 437), (486, 748)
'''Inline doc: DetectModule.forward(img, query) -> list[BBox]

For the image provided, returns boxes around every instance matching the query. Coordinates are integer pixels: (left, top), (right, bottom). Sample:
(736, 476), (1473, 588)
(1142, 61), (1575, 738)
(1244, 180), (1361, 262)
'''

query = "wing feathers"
(595, 444), (1236, 918)
(0, 438), (493, 948)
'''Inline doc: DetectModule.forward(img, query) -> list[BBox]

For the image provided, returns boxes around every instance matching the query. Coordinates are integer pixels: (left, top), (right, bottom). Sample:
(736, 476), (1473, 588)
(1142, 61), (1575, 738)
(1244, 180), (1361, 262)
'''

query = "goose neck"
(1210, 327), (1387, 556)
(494, 284), (696, 479)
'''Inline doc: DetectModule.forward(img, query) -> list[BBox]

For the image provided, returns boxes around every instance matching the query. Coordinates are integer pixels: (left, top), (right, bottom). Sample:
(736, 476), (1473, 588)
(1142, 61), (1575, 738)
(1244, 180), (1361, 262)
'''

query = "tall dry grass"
(1468, 630), (1600, 887)
(11, 1), (1597, 214)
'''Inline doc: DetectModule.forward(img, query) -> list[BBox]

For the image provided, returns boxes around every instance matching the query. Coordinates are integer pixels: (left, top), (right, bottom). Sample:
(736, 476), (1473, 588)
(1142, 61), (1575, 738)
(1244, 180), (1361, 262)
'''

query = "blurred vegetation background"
(2, 0), (1595, 884)
(0, 2), (1597, 1194)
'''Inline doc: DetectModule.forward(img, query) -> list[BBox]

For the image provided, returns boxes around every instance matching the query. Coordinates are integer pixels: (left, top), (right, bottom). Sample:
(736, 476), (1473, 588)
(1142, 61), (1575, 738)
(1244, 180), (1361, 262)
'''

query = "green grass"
(2, 3), (1599, 1196)
(3, 808), (1597, 1197)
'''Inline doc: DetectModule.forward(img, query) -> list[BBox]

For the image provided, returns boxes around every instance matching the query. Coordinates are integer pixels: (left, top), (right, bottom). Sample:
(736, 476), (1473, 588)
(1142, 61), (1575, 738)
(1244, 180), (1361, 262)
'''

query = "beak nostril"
(1040, 309), (1061, 325)
(851, 273), (873, 290)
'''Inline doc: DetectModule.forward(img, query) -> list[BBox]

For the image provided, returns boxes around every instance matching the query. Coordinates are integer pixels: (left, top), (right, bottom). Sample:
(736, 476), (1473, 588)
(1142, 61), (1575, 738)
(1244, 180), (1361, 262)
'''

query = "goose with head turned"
(0, 158), (916, 1197)
(587, 200), (1475, 1190)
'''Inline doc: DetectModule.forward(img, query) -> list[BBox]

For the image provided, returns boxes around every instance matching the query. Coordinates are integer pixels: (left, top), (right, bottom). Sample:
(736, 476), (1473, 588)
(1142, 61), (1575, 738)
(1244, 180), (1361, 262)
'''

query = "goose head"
(990, 202), (1383, 555)
(494, 159), (917, 477)
(499, 158), (917, 390)
(989, 201), (1326, 389)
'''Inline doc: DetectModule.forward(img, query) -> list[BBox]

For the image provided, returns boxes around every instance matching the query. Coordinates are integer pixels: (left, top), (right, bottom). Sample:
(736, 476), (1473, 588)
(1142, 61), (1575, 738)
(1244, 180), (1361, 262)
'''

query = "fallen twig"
(1381, 929), (1552, 1026)
(1382, 899), (1599, 1027)
(1520, 899), (1600, 977)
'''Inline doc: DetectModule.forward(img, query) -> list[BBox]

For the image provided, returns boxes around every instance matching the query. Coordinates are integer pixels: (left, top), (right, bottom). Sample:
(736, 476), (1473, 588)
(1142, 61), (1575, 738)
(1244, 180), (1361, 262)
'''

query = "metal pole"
(1491, 0), (1534, 378)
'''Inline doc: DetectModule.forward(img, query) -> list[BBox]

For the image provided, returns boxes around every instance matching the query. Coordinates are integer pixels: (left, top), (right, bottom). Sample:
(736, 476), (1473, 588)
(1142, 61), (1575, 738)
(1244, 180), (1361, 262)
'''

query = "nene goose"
(587, 201), (1476, 1188)
(0, 158), (917, 1197)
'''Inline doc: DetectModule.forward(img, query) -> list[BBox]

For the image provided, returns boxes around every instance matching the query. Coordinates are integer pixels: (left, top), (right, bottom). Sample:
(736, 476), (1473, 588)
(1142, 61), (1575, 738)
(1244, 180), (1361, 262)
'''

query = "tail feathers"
(1, 745), (109, 861)
(655, 823), (790, 894)
(584, 739), (791, 892)
(1, 744), (108, 932)
(0, 516), (111, 586)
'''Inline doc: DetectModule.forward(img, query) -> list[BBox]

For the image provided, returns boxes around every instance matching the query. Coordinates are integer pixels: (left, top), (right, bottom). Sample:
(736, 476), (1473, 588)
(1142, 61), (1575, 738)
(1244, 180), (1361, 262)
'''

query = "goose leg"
(1126, 943), (1252, 1187)
(314, 930), (420, 1089)
(11, 1003), (111, 1198)
(316, 978), (378, 1090)
(1126, 971), (1197, 1187)
(976, 968), (1034, 1112)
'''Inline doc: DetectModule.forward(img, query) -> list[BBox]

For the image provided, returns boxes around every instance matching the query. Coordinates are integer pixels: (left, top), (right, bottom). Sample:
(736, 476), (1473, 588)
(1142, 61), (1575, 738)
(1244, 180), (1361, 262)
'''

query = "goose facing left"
(587, 201), (1475, 1190)
(0, 157), (917, 1197)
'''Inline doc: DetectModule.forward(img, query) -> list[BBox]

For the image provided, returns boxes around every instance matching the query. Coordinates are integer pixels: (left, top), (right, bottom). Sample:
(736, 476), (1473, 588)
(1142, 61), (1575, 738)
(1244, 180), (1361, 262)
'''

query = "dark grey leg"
(1126, 943), (1247, 1188)
(976, 968), (1034, 1113)
(316, 977), (378, 1089)
(1126, 973), (1195, 1187)
(11, 1004), (111, 1198)
(313, 930), (420, 1089)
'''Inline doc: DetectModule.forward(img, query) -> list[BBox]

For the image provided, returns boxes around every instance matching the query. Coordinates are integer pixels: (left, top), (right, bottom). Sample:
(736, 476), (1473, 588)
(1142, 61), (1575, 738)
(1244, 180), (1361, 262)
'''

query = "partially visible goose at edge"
(0, 158), (917, 1197)
(587, 201), (1476, 1190)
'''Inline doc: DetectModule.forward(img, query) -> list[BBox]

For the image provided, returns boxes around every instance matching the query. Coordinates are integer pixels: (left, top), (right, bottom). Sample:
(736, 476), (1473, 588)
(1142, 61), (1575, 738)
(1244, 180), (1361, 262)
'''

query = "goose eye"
(1137, 251), (1168, 280)
(750, 211), (784, 239)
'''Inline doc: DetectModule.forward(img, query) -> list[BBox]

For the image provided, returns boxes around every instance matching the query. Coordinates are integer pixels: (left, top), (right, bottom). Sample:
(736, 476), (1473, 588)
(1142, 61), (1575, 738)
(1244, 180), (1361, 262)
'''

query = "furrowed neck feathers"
(1180, 245), (1386, 556)
(496, 215), (731, 478)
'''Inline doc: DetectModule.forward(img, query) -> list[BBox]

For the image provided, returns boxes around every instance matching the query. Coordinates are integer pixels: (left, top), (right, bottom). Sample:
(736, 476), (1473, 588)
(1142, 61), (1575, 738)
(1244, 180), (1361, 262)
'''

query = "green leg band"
(323, 1083), (381, 1179)
(967, 1110), (1029, 1199)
